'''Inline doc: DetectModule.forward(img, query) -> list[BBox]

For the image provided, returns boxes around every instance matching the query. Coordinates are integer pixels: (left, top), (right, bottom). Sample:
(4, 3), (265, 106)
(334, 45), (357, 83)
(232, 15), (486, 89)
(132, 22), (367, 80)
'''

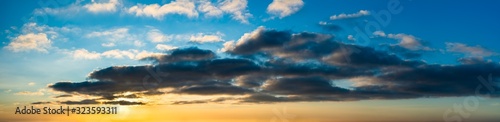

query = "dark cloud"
(318, 23), (342, 32)
(60, 99), (145, 105)
(54, 94), (72, 98)
(263, 76), (349, 95)
(45, 27), (500, 105)
(31, 102), (52, 104)
(141, 47), (215, 63)
(60, 99), (100, 105)
(172, 81), (254, 95)
(458, 57), (491, 64)
(103, 100), (145, 105)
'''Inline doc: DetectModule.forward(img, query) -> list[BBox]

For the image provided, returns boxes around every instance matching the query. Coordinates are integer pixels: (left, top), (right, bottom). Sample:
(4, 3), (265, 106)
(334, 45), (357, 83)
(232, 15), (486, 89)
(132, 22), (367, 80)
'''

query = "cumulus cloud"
(84, 0), (120, 13)
(5, 33), (52, 53)
(330, 10), (370, 20)
(41, 27), (500, 105)
(127, 0), (198, 20)
(72, 49), (102, 60)
(267, 0), (304, 18)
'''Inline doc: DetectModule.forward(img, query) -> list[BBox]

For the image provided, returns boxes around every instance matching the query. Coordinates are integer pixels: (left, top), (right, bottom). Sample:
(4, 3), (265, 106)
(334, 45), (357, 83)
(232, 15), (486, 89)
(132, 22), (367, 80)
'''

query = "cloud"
(156, 44), (178, 51)
(267, 0), (304, 18)
(44, 27), (500, 105)
(263, 76), (349, 95)
(374, 31), (432, 51)
(5, 33), (52, 53)
(446, 42), (496, 57)
(147, 29), (173, 43)
(318, 21), (342, 32)
(189, 32), (224, 43)
(14, 89), (46, 96)
(330, 10), (370, 20)
(142, 47), (215, 63)
(219, 0), (252, 24)
(69, 49), (162, 60)
(28, 82), (36, 86)
(84, 0), (120, 13)
(101, 42), (116, 47)
(127, 0), (198, 20)
(198, 0), (224, 18)
(347, 35), (355, 41)
(72, 49), (102, 60)
(86, 27), (129, 42)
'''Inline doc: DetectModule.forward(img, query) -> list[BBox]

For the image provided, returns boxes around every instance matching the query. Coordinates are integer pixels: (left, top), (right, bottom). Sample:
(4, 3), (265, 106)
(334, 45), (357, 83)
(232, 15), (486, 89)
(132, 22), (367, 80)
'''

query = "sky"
(1, 0), (500, 121)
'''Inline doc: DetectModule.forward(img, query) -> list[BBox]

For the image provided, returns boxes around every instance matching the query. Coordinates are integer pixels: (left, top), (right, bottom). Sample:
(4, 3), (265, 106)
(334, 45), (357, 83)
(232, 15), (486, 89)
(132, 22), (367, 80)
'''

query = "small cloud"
(189, 32), (224, 43)
(446, 42), (496, 57)
(147, 29), (173, 43)
(373, 31), (432, 51)
(71, 49), (102, 60)
(84, 0), (120, 13)
(347, 35), (355, 41)
(267, 0), (304, 19)
(5, 33), (52, 53)
(330, 10), (370, 20)
(14, 89), (45, 96)
(127, 0), (198, 20)
(28, 82), (36, 86)
(156, 44), (178, 51)
(134, 40), (145, 47)
(101, 42), (116, 47)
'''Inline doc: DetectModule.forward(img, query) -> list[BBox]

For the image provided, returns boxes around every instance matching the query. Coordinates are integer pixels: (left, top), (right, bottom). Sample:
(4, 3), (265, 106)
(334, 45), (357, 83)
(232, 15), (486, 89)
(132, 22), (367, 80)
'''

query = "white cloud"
(101, 42), (116, 47)
(387, 33), (431, 51)
(86, 28), (129, 41)
(147, 29), (173, 43)
(156, 44), (178, 51)
(372, 31), (386, 37)
(84, 0), (120, 13)
(14, 89), (46, 96)
(219, 0), (252, 24)
(220, 40), (236, 52)
(347, 35), (355, 41)
(128, 0), (198, 20)
(221, 26), (265, 52)
(373, 31), (431, 51)
(70, 49), (163, 60)
(134, 40), (145, 47)
(5, 33), (52, 53)
(267, 0), (304, 18)
(72, 49), (102, 60)
(102, 49), (136, 59)
(189, 32), (224, 43)
(198, 0), (223, 18)
(28, 82), (36, 86)
(446, 42), (496, 57)
(330, 10), (370, 20)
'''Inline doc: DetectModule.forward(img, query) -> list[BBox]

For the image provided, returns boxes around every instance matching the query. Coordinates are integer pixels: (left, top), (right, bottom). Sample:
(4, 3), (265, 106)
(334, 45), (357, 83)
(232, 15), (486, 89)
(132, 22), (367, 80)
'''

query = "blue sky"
(1, 0), (500, 121)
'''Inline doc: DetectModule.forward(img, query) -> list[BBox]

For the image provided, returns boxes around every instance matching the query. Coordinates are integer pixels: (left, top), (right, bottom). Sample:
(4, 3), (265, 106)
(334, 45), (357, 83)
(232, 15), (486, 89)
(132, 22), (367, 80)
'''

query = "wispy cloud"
(330, 10), (370, 20)
(446, 42), (496, 57)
